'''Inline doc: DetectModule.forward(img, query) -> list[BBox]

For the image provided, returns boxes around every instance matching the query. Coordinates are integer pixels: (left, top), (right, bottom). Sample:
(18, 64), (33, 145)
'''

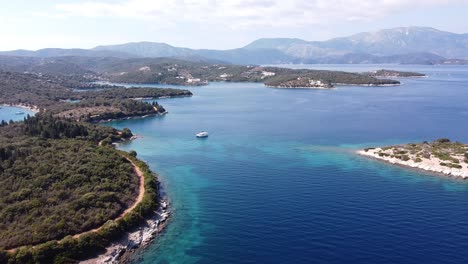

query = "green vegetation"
(0, 56), (401, 88)
(396, 154), (411, 161)
(263, 68), (399, 87)
(0, 71), (191, 121)
(440, 162), (463, 169)
(365, 69), (426, 78)
(372, 139), (468, 169)
(0, 70), (182, 262)
(2, 147), (159, 264)
(0, 115), (160, 263)
(55, 99), (165, 123)
(0, 115), (139, 249)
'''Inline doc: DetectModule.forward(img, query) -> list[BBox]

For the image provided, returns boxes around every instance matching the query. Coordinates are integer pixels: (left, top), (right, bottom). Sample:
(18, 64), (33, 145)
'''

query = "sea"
(0, 106), (34, 123)
(103, 64), (468, 264)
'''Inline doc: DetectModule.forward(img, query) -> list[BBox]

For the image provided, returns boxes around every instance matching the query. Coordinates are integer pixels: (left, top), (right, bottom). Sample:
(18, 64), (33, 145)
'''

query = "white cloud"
(53, 0), (468, 29)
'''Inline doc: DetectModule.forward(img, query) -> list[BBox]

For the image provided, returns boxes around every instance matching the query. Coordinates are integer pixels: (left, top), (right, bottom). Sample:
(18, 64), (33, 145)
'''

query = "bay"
(0, 106), (35, 123)
(107, 64), (468, 264)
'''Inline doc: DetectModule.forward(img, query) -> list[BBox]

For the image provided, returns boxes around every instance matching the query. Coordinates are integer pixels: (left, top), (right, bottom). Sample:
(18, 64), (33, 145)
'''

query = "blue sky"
(1, 0), (468, 51)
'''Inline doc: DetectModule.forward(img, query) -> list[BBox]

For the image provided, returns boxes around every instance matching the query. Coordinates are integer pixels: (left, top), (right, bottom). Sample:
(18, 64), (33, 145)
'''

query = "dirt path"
(6, 155), (145, 253)
(73, 156), (145, 239)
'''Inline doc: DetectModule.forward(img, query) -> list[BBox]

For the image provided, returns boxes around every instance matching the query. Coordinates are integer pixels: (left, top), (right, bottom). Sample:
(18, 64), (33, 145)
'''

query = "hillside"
(93, 42), (194, 58)
(243, 27), (468, 62)
(0, 68), (190, 262)
(365, 69), (426, 78)
(0, 48), (133, 58)
(0, 71), (192, 121)
(0, 127), (138, 249)
(0, 56), (401, 87)
(319, 27), (468, 58)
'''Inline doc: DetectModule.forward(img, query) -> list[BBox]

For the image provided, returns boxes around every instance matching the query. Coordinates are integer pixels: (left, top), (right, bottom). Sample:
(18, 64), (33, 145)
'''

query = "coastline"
(358, 148), (468, 178)
(334, 83), (400, 87)
(81, 195), (170, 264)
(265, 85), (333, 89)
(79, 140), (171, 264)
(372, 75), (427, 78)
(265, 82), (400, 89)
(91, 111), (167, 124)
(3, 147), (164, 263)
(1, 103), (40, 113)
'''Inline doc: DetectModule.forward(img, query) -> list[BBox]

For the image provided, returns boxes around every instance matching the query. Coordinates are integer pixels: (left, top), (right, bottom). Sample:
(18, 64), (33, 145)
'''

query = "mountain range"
(2, 27), (468, 65)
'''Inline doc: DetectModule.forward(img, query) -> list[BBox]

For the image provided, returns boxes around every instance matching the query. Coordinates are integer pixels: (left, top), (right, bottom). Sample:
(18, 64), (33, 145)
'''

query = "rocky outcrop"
(358, 140), (468, 178)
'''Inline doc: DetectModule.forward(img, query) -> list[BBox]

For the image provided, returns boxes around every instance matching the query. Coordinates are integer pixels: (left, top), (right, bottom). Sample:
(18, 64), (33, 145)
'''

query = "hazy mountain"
(0, 55), (218, 75)
(308, 52), (445, 64)
(91, 27), (467, 63)
(0, 56), (94, 75)
(0, 48), (133, 58)
(195, 48), (295, 64)
(243, 38), (309, 50)
(1, 27), (467, 64)
(93, 42), (193, 57)
(93, 42), (294, 64)
(316, 27), (468, 58)
(250, 27), (468, 60)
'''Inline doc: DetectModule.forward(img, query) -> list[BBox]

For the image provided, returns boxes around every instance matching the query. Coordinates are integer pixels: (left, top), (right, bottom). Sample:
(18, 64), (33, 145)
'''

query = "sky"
(1, 0), (468, 51)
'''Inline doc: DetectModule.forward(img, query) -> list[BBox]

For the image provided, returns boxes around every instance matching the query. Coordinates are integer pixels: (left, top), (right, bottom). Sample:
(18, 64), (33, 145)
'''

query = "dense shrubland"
(0, 71), (191, 119)
(0, 115), (139, 249)
(0, 115), (160, 263)
(0, 70), (167, 262)
(263, 68), (400, 87)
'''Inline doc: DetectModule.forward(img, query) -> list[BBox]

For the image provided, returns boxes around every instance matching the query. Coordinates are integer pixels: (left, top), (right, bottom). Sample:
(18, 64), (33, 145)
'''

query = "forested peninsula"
(0, 71), (190, 263)
(0, 56), (401, 88)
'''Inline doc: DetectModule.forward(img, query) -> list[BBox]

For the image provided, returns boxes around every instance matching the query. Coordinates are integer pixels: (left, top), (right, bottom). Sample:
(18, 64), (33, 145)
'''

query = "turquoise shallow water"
(107, 65), (468, 264)
(0, 106), (34, 123)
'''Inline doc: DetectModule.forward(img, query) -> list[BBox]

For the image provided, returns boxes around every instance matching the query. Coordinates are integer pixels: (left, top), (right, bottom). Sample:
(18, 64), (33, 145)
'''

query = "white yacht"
(196, 131), (209, 138)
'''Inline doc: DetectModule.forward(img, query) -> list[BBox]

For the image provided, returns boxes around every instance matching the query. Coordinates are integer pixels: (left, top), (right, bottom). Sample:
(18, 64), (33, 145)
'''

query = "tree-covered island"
(365, 69), (426, 78)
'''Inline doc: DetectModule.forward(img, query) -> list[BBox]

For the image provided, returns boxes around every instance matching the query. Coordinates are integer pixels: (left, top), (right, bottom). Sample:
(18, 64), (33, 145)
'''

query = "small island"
(263, 68), (399, 88)
(365, 69), (426, 78)
(359, 139), (468, 178)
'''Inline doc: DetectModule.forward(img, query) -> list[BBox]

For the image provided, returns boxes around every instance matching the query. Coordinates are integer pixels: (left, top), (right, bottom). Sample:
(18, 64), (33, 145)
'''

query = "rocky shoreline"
(81, 195), (171, 264)
(333, 83), (400, 87)
(358, 144), (468, 179)
(265, 85), (334, 89)
(92, 111), (168, 124)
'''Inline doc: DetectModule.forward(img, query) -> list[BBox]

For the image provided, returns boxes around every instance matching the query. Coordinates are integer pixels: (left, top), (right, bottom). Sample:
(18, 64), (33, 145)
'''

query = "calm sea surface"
(0, 106), (34, 123)
(106, 64), (468, 264)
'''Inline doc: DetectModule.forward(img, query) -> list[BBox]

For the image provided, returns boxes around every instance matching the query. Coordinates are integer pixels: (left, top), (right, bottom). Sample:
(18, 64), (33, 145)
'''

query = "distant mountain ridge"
(0, 48), (134, 58)
(94, 42), (193, 57)
(1, 27), (467, 65)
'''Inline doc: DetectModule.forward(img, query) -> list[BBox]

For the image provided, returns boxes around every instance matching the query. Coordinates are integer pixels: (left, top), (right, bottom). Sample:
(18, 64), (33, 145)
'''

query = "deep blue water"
(107, 65), (468, 264)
